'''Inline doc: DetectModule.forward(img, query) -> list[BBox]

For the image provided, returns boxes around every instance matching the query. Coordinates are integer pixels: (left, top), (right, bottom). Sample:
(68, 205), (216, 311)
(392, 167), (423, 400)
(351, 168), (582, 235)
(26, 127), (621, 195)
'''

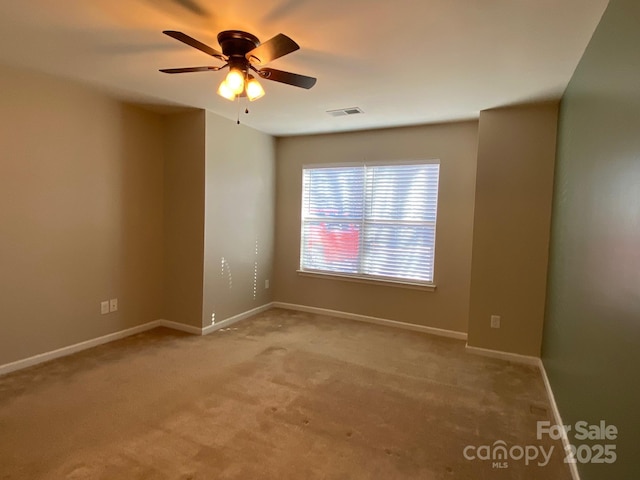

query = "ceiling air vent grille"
(326, 107), (364, 117)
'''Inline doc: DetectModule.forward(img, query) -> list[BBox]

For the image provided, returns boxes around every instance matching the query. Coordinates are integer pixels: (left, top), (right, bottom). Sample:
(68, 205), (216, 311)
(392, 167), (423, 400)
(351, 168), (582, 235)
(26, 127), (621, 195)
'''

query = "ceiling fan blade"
(246, 34), (299, 65)
(160, 66), (224, 74)
(163, 30), (225, 60)
(258, 67), (316, 89)
(170, 0), (210, 17)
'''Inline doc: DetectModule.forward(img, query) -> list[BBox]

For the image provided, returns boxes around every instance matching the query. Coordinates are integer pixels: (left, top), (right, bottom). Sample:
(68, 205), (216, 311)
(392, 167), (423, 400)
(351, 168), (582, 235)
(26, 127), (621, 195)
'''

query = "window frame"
(299, 160), (440, 290)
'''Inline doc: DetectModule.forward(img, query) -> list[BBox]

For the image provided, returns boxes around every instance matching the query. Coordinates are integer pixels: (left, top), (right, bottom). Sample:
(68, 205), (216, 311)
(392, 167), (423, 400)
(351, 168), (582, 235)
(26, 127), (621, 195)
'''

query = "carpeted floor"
(0, 308), (570, 479)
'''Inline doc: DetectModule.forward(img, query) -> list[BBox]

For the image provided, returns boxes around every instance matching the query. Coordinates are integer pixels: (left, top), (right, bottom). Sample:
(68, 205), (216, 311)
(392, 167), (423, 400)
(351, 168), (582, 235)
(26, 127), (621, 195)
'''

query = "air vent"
(326, 107), (364, 117)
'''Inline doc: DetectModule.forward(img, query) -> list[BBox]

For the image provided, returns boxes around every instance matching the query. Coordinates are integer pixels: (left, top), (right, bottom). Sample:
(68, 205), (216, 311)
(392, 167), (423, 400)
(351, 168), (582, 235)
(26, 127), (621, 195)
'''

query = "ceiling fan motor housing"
(218, 30), (260, 72)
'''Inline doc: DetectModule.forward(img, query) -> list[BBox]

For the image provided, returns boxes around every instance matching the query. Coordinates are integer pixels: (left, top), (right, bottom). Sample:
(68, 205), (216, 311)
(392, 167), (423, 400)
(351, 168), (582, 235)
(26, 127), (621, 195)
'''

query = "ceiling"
(0, 0), (609, 136)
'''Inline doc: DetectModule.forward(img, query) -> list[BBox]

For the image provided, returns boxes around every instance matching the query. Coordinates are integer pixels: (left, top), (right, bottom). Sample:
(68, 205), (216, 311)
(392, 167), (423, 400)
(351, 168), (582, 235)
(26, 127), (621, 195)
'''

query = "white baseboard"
(272, 302), (468, 341)
(202, 303), (274, 335)
(464, 344), (540, 366)
(0, 321), (163, 376)
(156, 319), (203, 335)
(0, 302), (465, 376)
(539, 359), (581, 480)
(0, 303), (274, 377)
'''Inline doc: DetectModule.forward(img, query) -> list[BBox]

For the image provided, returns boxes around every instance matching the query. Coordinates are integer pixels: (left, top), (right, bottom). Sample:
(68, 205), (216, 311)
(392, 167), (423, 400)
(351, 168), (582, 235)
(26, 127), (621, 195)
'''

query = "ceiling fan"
(160, 30), (317, 102)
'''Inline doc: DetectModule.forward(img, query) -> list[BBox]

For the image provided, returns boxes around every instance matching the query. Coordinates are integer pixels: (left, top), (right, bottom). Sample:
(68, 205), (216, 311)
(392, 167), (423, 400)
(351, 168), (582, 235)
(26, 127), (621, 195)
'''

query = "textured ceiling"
(0, 0), (609, 135)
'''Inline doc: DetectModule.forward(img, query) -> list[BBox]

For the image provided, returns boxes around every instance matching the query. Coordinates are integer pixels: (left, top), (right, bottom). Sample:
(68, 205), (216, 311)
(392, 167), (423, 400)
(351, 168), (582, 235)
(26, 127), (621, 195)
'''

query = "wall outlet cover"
(100, 301), (109, 315)
(109, 298), (118, 312)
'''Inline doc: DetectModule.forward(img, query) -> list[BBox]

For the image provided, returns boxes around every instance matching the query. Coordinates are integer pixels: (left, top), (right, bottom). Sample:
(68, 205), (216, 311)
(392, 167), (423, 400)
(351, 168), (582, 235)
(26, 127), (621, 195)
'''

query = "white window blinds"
(301, 162), (440, 284)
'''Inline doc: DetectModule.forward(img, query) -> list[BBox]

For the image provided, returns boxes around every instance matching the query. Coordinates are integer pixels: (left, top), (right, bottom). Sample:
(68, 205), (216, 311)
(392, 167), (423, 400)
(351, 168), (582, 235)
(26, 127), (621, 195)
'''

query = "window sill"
(296, 270), (437, 291)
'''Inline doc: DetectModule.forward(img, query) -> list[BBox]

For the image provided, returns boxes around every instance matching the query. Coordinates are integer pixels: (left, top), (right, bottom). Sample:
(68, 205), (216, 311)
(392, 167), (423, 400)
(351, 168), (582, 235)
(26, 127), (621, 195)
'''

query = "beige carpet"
(0, 309), (570, 479)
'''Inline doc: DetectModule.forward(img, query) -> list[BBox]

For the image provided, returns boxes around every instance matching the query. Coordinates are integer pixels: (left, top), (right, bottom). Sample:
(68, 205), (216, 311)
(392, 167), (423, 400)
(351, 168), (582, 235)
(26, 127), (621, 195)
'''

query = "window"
(300, 162), (440, 285)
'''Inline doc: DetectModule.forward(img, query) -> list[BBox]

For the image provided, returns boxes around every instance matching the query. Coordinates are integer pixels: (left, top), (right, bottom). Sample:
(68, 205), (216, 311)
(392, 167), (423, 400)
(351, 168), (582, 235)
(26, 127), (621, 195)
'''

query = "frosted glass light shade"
(217, 80), (236, 101)
(225, 69), (245, 95)
(246, 77), (265, 101)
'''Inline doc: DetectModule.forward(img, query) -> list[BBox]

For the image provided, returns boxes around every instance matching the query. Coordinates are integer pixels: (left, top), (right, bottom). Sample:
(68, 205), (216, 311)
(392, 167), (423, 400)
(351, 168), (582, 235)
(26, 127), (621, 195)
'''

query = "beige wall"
(0, 66), (164, 365)
(163, 110), (275, 329)
(202, 112), (275, 327)
(162, 111), (206, 327)
(467, 103), (558, 356)
(0, 65), (559, 366)
(274, 122), (478, 332)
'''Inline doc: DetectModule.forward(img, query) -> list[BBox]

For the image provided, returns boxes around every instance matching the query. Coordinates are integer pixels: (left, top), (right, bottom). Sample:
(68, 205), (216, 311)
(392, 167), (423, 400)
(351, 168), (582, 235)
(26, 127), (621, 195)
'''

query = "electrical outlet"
(100, 301), (109, 315)
(491, 315), (501, 329)
(265, 279), (270, 289)
(109, 298), (118, 312)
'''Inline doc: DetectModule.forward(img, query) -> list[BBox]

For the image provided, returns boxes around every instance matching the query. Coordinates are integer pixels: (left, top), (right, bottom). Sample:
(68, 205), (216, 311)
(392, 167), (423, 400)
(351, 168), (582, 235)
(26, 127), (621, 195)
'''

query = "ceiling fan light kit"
(160, 29), (316, 104)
